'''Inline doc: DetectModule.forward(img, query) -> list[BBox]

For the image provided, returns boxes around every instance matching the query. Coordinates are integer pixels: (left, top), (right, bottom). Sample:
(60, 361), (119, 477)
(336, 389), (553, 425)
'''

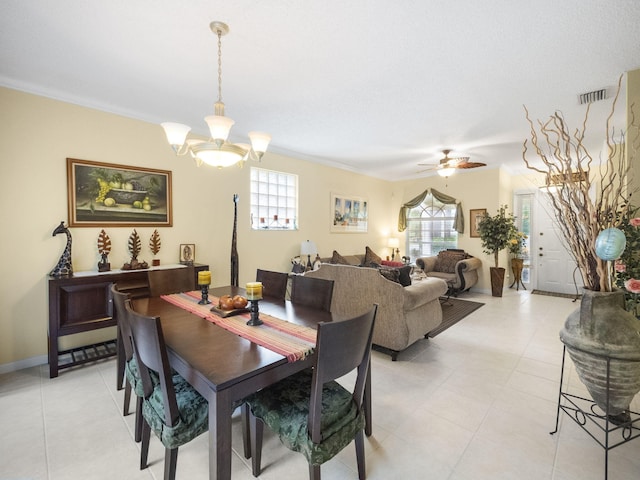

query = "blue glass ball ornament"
(595, 228), (626, 261)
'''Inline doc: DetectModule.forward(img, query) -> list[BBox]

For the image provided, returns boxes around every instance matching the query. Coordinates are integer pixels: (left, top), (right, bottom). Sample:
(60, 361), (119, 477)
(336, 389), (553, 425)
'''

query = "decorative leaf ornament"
(128, 230), (141, 260)
(149, 229), (161, 255)
(97, 229), (111, 255)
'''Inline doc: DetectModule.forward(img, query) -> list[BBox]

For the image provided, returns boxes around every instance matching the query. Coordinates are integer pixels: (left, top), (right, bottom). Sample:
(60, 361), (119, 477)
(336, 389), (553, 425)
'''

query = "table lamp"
(300, 240), (317, 271)
(388, 237), (400, 261)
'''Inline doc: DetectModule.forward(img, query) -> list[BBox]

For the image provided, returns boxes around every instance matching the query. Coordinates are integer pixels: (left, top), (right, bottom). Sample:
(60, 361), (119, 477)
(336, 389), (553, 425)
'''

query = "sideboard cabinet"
(48, 263), (208, 378)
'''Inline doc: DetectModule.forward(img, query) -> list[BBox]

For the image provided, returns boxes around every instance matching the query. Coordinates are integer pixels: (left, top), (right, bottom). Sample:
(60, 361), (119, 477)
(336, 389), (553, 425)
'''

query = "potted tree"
(477, 205), (518, 297)
(522, 75), (640, 423)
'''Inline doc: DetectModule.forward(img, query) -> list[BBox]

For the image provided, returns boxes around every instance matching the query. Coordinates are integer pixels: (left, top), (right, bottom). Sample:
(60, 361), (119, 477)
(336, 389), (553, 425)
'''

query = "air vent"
(578, 88), (607, 105)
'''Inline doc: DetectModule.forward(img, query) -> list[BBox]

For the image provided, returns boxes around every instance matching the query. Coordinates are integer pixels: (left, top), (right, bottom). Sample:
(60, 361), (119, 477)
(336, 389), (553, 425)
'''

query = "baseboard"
(0, 355), (48, 375)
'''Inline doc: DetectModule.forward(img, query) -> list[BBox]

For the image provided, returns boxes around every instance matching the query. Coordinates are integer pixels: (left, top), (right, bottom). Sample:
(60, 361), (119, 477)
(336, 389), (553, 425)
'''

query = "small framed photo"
(180, 244), (195, 265)
(469, 209), (487, 238)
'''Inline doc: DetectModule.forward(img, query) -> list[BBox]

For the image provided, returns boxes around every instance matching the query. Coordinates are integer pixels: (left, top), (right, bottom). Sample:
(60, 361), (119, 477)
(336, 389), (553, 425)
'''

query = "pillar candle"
(245, 281), (263, 300)
(198, 270), (211, 286)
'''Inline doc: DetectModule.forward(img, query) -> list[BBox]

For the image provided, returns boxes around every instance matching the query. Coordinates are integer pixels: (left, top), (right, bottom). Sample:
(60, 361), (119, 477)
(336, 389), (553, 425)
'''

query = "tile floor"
(1, 289), (639, 479)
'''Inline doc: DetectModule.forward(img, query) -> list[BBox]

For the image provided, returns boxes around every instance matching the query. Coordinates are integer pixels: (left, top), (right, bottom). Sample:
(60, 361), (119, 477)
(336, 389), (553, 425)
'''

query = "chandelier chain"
(217, 29), (223, 102)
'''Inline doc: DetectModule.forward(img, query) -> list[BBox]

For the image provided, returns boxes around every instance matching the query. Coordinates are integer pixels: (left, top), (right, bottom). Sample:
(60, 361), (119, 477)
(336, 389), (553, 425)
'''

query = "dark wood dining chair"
(148, 266), (194, 297)
(290, 275), (334, 311)
(111, 284), (145, 443)
(125, 300), (209, 480)
(245, 305), (378, 479)
(256, 269), (289, 300)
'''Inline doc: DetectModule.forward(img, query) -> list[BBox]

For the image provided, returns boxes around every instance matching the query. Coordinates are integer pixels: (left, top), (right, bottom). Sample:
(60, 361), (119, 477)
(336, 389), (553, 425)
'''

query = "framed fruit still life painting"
(67, 158), (173, 227)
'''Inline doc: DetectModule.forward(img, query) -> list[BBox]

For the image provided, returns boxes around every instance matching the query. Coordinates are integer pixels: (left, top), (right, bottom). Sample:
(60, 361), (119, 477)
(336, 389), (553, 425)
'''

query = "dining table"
(131, 285), (372, 480)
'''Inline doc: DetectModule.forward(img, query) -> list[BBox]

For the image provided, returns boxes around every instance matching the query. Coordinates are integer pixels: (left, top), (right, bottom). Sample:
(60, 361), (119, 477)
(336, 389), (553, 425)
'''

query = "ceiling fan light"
(438, 167), (455, 177)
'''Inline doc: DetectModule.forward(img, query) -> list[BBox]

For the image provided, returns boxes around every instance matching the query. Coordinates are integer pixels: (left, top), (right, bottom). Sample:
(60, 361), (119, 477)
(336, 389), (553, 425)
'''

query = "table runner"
(161, 291), (316, 362)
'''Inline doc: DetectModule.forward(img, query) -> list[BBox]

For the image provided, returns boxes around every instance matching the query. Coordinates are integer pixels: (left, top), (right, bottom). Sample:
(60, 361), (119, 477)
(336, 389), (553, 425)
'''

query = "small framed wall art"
(331, 193), (368, 233)
(180, 244), (195, 265)
(469, 208), (487, 238)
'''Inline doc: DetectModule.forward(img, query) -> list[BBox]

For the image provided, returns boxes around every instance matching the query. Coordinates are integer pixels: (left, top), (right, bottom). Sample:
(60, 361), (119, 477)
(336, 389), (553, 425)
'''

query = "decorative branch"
(522, 75), (639, 291)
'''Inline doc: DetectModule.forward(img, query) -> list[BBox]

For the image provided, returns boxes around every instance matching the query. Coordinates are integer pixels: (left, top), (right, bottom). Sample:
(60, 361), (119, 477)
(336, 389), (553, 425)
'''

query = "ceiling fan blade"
(455, 161), (487, 169)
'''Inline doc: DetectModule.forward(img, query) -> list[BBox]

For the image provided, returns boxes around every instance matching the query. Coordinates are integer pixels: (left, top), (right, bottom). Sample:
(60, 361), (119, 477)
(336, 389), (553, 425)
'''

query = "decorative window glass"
(250, 167), (298, 230)
(406, 194), (458, 257)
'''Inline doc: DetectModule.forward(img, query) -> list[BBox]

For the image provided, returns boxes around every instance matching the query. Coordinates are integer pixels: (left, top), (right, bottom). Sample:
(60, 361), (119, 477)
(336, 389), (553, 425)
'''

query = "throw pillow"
(381, 260), (404, 267)
(378, 266), (400, 284)
(363, 246), (382, 266)
(397, 265), (412, 287)
(435, 251), (467, 273)
(330, 250), (351, 265)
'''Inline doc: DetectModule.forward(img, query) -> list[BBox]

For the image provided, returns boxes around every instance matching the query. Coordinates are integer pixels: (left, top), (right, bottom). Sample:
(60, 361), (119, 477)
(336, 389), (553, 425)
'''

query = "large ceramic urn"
(560, 288), (640, 419)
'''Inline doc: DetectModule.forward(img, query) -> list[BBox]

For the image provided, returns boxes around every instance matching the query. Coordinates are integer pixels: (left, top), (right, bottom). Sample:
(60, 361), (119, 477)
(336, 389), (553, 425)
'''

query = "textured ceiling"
(1, 0), (639, 180)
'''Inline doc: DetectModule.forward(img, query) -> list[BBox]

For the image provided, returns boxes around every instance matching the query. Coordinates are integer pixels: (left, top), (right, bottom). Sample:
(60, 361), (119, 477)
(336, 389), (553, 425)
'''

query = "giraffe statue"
(50, 221), (73, 277)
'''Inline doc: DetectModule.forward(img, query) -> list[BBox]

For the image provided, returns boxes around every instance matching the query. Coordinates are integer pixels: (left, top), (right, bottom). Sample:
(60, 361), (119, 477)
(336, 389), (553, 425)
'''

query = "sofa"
(416, 249), (482, 296)
(305, 254), (448, 360)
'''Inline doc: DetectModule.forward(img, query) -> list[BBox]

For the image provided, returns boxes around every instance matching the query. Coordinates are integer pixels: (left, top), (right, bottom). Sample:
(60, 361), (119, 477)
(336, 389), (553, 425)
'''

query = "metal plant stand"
(551, 345), (640, 479)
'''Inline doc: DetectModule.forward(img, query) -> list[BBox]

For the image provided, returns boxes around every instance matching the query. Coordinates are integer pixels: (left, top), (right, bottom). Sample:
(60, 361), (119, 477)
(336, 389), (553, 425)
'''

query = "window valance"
(397, 188), (464, 233)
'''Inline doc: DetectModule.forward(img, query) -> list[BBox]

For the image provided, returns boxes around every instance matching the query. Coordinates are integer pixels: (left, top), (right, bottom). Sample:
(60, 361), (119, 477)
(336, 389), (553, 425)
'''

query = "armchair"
(416, 249), (482, 296)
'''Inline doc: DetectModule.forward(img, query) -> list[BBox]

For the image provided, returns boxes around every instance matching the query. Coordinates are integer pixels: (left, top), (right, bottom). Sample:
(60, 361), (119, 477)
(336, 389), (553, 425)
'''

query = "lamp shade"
(388, 237), (399, 249)
(161, 122), (191, 149)
(249, 131), (272, 154)
(300, 240), (317, 256)
(205, 114), (235, 142)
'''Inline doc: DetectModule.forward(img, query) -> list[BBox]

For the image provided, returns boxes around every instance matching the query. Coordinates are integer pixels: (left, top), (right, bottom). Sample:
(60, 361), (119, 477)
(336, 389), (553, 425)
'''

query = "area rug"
(427, 298), (485, 337)
(531, 289), (581, 300)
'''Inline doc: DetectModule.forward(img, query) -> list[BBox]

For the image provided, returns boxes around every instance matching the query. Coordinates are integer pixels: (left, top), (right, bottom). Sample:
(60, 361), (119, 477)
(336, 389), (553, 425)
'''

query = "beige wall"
(0, 87), (400, 369)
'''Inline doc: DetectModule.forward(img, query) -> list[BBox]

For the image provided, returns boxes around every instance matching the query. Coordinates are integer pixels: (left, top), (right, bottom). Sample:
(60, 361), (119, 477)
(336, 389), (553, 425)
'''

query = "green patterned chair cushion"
(125, 358), (161, 398)
(245, 368), (365, 466)
(142, 375), (209, 450)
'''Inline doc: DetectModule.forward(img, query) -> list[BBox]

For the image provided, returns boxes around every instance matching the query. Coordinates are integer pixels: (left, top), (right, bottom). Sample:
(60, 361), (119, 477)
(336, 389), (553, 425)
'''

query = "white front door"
(533, 190), (583, 295)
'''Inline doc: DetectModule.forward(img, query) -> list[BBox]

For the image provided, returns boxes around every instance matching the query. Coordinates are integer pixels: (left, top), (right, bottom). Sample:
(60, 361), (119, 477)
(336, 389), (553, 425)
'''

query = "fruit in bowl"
(232, 295), (248, 309)
(218, 295), (234, 310)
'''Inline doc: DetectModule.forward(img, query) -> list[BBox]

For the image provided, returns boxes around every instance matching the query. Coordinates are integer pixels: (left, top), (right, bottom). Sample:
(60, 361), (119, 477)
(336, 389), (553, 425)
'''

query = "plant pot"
(490, 267), (505, 297)
(152, 259), (160, 266)
(560, 288), (640, 418)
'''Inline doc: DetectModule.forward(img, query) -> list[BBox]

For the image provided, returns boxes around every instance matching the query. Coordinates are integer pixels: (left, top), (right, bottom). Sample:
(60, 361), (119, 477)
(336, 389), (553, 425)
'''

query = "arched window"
(406, 193), (458, 258)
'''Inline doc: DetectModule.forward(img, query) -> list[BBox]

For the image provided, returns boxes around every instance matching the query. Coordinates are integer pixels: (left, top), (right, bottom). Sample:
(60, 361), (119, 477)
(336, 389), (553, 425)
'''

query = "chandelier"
(161, 22), (271, 168)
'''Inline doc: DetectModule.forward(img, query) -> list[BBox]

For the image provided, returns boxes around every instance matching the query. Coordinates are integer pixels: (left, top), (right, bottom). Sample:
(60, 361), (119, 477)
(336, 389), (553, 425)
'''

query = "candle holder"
(246, 298), (263, 326)
(198, 284), (211, 305)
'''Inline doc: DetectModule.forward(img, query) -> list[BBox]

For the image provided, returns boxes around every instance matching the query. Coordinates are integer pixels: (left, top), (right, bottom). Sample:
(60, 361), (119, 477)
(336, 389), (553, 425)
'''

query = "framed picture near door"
(469, 208), (486, 238)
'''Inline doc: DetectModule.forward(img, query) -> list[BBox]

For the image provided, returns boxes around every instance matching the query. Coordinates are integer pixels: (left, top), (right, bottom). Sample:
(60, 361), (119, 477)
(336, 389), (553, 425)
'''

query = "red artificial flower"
(615, 262), (626, 273)
(630, 218), (640, 227)
(624, 278), (640, 294)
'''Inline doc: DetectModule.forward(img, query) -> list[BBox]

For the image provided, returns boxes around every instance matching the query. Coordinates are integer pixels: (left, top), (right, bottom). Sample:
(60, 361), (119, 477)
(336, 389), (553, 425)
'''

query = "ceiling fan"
(417, 149), (487, 176)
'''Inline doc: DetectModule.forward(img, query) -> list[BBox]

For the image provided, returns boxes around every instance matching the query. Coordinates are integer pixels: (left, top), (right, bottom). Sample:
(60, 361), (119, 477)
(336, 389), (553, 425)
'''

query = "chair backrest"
(308, 305), (377, 443)
(111, 284), (134, 362)
(290, 275), (334, 311)
(148, 267), (194, 297)
(255, 269), (289, 300)
(125, 300), (180, 426)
